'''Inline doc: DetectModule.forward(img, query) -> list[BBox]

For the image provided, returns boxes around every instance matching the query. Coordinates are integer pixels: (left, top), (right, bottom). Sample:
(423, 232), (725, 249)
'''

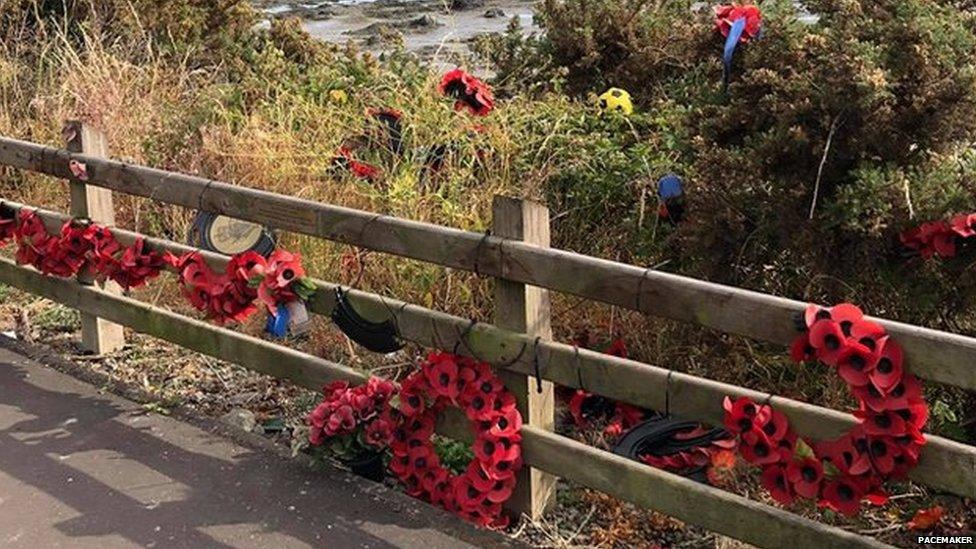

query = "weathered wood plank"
(492, 196), (557, 519)
(5, 200), (975, 499)
(64, 123), (125, 354)
(0, 257), (892, 549)
(0, 136), (972, 391)
(521, 426), (892, 549)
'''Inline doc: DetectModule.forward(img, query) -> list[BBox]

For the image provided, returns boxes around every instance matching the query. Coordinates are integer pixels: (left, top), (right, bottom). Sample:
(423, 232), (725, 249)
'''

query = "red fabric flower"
(855, 409), (908, 437)
(740, 428), (780, 465)
(438, 69), (494, 117)
(950, 213), (976, 238)
(789, 333), (817, 362)
(901, 221), (957, 258)
(761, 464), (795, 505)
(869, 338), (903, 393)
(714, 4), (762, 42)
(836, 341), (877, 387)
(819, 477), (863, 516)
(808, 319), (848, 365)
(722, 396), (771, 435)
(109, 237), (165, 289)
(786, 458), (824, 499)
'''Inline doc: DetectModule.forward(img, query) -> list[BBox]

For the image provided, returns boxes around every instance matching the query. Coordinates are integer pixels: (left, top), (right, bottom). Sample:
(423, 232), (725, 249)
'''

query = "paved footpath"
(0, 345), (518, 548)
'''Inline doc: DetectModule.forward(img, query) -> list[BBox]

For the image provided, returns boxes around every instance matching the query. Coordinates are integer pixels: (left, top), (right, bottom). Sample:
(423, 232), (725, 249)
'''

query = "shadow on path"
(0, 348), (508, 548)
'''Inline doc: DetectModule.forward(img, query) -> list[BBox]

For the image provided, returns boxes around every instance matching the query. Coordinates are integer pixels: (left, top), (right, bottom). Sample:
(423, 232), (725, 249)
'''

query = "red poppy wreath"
(724, 303), (928, 516)
(389, 352), (522, 529)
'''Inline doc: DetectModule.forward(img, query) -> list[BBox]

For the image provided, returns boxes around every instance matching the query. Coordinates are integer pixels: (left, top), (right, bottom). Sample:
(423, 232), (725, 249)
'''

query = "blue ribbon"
(723, 17), (747, 86)
(265, 303), (290, 338)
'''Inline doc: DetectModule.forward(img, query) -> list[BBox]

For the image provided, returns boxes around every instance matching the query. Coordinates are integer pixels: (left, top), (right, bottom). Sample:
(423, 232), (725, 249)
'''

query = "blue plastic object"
(723, 17), (747, 85)
(265, 303), (290, 338)
(657, 174), (684, 200)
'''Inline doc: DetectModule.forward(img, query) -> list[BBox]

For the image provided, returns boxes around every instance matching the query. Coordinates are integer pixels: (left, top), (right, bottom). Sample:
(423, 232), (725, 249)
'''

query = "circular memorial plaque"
(191, 212), (276, 257)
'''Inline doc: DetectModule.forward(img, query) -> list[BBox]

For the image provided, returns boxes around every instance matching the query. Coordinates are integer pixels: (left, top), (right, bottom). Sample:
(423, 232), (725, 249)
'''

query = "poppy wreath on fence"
(389, 351), (522, 529)
(724, 303), (928, 516)
(0, 208), (314, 326)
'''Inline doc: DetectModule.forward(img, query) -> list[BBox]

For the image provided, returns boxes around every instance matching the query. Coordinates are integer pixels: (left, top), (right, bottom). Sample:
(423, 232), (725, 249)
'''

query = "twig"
(809, 115), (842, 220)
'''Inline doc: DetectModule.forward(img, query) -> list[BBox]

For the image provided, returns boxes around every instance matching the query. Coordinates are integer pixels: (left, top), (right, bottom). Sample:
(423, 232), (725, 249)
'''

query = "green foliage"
(434, 436), (474, 475)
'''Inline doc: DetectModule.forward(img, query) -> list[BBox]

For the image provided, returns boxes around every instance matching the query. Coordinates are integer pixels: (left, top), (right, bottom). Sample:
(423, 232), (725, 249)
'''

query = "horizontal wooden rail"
(0, 137), (974, 391)
(0, 257), (890, 549)
(6, 200), (974, 499)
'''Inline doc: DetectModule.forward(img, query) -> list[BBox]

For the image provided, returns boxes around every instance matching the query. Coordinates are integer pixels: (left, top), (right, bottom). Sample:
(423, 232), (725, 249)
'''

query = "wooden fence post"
(492, 195), (557, 520)
(64, 121), (125, 354)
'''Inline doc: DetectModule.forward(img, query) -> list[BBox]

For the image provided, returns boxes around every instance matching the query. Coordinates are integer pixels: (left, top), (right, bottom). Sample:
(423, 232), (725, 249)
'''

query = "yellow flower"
(330, 89), (348, 103)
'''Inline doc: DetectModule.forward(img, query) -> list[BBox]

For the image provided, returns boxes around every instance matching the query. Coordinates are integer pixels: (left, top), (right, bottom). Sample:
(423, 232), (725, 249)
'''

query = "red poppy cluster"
(900, 212), (976, 258)
(725, 302), (928, 516)
(438, 69), (494, 117)
(565, 335), (645, 437)
(389, 352), (521, 529)
(2, 209), (164, 289)
(307, 377), (398, 448)
(166, 249), (313, 325)
(714, 3), (762, 42)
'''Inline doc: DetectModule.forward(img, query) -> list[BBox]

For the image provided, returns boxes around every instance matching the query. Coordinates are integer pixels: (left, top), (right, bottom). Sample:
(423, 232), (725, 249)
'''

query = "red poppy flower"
(836, 341), (877, 387)
(714, 4), (762, 42)
(425, 354), (462, 402)
(848, 320), (886, 351)
(485, 474), (516, 504)
(605, 337), (628, 358)
(786, 458), (824, 499)
(438, 69), (494, 117)
(869, 338), (903, 393)
(901, 221), (957, 258)
(761, 464), (795, 505)
(819, 477), (863, 517)
(896, 401), (929, 431)
(399, 383), (427, 417)
(474, 433), (521, 465)
(803, 304), (832, 329)
(227, 250), (267, 282)
(740, 428), (781, 465)
(110, 238), (166, 289)
(789, 334), (817, 363)
(882, 373), (923, 408)
(722, 396), (772, 434)
(816, 433), (872, 476)
(852, 383), (890, 413)
(757, 408), (790, 442)
(950, 213), (976, 238)
(454, 475), (488, 512)
(808, 320), (848, 365)
(855, 409), (907, 437)
(865, 435), (898, 475)
(325, 404), (357, 436)
(775, 429), (798, 462)
(485, 406), (522, 439)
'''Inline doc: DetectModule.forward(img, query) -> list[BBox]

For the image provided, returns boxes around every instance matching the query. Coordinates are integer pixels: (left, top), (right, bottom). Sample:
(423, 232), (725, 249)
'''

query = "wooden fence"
(0, 128), (974, 549)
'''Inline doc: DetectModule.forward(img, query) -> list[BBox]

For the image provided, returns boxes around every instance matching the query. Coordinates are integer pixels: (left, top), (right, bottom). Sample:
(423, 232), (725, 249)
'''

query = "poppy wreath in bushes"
(0, 208), (314, 327)
(724, 303), (928, 516)
(438, 69), (494, 117)
(900, 212), (976, 259)
(389, 352), (522, 529)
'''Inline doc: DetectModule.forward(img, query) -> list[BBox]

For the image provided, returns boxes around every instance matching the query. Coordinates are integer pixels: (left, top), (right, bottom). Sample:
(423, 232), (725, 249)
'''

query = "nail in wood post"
(64, 121), (125, 354)
(491, 195), (557, 520)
